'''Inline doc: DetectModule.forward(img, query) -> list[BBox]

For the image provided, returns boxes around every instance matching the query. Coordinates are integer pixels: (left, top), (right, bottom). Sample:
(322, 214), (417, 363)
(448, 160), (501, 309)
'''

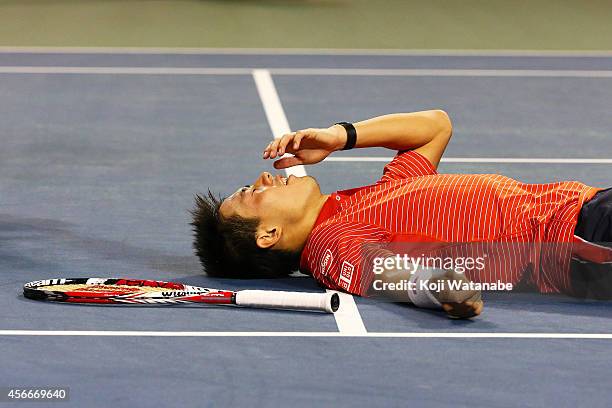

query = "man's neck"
(281, 193), (330, 253)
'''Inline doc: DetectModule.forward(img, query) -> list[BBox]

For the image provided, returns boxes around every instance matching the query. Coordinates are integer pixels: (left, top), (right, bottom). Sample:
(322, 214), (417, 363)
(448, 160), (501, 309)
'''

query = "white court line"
(0, 66), (252, 75)
(269, 68), (612, 78)
(1, 330), (611, 339)
(326, 157), (612, 164)
(252, 69), (367, 335)
(1, 46), (612, 57)
(1, 66), (612, 78)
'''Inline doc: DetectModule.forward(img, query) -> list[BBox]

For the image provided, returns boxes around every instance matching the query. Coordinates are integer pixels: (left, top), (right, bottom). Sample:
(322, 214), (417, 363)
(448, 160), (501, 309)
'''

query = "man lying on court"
(191, 111), (612, 319)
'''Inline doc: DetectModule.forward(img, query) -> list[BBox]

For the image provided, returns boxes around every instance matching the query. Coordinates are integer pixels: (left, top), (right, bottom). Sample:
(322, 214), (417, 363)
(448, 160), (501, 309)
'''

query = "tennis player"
(191, 111), (611, 318)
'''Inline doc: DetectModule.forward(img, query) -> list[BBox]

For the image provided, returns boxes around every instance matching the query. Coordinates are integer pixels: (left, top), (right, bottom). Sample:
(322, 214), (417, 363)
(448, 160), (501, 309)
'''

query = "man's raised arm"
(264, 110), (452, 169)
(340, 110), (452, 168)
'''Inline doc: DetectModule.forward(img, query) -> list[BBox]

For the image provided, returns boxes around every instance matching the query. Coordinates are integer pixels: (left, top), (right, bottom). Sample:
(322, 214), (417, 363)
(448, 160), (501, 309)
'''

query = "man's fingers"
(442, 300), (484, 319)
(277, 133), (296, 156)
(263, 141), (274, 159)
(264, 128), (321, 159)
(268, 138), (283, 159)
(273, 156), (303, 169)
(474, 300), (484, 315)
(293, 131), (305, 150)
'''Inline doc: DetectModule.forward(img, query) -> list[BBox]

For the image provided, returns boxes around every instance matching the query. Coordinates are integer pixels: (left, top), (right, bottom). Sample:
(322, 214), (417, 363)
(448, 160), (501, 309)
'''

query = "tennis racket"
(23, 278), (339, 313)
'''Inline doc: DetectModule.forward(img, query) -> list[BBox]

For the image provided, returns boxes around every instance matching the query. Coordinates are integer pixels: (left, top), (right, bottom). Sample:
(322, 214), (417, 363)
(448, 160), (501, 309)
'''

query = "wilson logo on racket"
(160, 291), (211, 297)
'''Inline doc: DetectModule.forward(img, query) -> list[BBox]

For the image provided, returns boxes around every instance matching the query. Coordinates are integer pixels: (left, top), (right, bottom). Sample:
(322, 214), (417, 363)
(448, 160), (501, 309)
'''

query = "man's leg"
(571, 188), (612, 299)
(574, 187), (612, 245)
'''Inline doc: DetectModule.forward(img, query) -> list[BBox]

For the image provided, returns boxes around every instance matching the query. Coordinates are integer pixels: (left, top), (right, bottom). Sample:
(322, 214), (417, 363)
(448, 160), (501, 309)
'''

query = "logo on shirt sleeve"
(339, 261), (354, 290)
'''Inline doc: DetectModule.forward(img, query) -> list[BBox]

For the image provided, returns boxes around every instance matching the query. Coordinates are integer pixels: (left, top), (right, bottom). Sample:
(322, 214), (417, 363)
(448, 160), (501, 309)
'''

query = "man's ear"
(256, 225), (282, 249)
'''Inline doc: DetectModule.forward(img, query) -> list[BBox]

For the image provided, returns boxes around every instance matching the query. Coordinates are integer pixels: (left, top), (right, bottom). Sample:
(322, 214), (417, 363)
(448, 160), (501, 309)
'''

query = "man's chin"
(285, 175), (323, 198)
(303, 175), (322, 192)
(289, 174), (316, 184)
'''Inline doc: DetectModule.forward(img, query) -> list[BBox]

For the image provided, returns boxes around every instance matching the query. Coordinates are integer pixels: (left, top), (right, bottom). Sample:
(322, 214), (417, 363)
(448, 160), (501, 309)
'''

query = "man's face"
(219, 172), (322, 225)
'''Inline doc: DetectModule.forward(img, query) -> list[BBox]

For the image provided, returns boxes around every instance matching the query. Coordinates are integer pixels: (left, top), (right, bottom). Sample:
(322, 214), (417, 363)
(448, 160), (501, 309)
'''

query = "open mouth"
(275, 175), (288, 186)
(276, 174), (299, 186)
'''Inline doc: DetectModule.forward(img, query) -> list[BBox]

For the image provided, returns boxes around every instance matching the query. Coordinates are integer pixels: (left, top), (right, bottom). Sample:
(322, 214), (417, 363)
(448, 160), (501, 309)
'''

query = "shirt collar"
(312, 193), (342, 229)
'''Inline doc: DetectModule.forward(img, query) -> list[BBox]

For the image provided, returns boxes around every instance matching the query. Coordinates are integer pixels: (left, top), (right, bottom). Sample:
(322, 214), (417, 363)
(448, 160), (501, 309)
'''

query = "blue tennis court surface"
(0, 50), (611, 407)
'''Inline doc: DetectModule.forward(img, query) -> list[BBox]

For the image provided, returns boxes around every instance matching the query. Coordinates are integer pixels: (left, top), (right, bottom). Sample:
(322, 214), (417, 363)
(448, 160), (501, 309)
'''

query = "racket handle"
(235, 290), (340, 313)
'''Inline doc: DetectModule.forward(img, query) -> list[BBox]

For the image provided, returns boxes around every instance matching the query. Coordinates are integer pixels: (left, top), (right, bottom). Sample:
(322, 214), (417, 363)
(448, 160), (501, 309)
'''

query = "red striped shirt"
(299, 151), (601, 295)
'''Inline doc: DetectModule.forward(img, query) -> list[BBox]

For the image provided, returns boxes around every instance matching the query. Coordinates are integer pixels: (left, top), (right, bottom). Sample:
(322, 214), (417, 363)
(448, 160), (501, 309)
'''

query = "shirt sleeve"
(300, 222), (391, 296)
(377, 150), (437, 184)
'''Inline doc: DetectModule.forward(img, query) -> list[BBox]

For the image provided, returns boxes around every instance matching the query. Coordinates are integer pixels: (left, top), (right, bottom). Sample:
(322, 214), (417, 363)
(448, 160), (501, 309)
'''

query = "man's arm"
(264, 110), (452, 170)
(374, 264), (483, 319)
(341, 111), (452, 169)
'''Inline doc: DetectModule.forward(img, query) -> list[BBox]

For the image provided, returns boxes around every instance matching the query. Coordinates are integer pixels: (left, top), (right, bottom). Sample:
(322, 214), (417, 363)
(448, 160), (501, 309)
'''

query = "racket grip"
(235, 290), (340, 313)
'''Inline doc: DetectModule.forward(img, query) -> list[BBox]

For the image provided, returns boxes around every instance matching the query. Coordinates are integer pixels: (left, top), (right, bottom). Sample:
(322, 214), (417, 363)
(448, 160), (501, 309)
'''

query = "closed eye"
(239, 185), (253, 197)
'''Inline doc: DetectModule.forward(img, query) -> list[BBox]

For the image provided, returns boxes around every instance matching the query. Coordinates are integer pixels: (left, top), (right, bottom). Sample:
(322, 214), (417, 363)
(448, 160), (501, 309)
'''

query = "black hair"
(190, 191), (299, 279)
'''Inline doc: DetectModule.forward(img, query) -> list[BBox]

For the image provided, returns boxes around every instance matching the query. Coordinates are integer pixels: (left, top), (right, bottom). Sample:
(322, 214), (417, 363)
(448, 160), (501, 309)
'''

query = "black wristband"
(335, 122), (357, 150)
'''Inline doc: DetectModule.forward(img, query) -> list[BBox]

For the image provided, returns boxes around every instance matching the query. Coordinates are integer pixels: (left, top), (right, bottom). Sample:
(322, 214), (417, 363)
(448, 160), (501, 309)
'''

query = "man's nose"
(254, 172), (273, 187)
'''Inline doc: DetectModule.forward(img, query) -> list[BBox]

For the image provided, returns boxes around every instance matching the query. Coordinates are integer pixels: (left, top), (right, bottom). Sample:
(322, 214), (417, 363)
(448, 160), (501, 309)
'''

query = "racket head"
(23, 278), (235, 305)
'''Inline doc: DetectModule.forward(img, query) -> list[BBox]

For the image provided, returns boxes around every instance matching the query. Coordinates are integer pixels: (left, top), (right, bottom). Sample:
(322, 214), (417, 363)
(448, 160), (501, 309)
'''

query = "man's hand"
(430, 270), (484, 319)
(441, 298), (484, 319)
(263, 126), (346, 169)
